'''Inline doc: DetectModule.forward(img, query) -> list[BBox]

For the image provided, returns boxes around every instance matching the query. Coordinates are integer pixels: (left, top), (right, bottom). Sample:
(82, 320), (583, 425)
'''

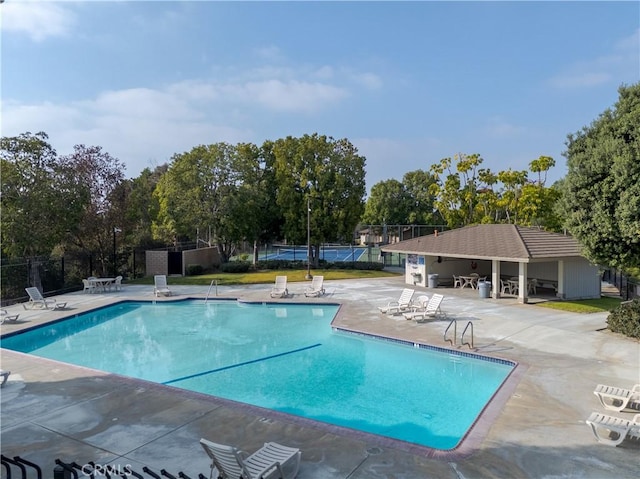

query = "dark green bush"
(607, 298), (640, 339)
(186, 264), (204, 276)
(219, 261), (252, 273)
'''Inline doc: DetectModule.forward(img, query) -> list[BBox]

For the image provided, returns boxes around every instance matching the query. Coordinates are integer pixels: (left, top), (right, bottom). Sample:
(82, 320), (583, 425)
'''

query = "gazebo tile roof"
(381, 224), (583, 262)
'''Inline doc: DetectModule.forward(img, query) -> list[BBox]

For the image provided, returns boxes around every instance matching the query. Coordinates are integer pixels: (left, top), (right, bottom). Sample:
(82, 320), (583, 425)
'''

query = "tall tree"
(59, 145), (126, 275)
(0, 132), (85, 258)
(153, 142), (272, 262)
(429, 153), (490, 228)
(125, 165), (168, 249)
(402, 169), (441, 224)
(562, 83), (640, 270)
(270, 134), (366, 265)
(362, 179), (412, 225)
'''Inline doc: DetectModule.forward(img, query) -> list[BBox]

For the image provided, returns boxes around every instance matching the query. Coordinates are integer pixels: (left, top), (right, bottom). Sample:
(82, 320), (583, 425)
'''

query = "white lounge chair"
(594, 383), (640, 412)
(200, 438), (301, 479)
(1, 309), (19, 323)
(403, 293), (445, 321)
(154, 275), (172, 297)
(407, 295), (430, 313)
(378, 288), (415, 315)
(585, 412), (640, 446)
(270, 275), (289, 298)
(304, 276), (325, 297)
(23, 287), (66, 310)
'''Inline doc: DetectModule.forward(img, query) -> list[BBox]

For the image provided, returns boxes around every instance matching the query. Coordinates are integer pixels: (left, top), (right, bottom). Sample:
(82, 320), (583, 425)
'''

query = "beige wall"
(182, 247), (221, 275)
(146, 251), (168, 277)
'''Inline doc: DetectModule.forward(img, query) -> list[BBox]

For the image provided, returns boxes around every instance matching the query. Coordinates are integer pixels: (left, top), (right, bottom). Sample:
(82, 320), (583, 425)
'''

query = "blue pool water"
(1, 300), (514, 450)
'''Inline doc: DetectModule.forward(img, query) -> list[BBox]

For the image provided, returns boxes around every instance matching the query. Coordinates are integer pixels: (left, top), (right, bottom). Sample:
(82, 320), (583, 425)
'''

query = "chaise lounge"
(200, 438), (301, 479)
(378, 288), (415, 315)
(585, 411), (640, 446)
(270, 275), (289, 298)
(1, 309), (19, 324)
(154, 275), (172, 297)
(23, 287), (66, 310)
(403, 293), (445, 321)
(593, 383), (640, 412)
(304, 275), (325, 297)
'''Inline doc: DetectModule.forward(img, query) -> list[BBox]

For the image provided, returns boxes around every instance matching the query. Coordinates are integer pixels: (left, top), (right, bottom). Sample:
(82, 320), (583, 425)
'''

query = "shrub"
(607, 298), (640, 339)
(186, 264), (204, 276)
(219, 261), (252, 273)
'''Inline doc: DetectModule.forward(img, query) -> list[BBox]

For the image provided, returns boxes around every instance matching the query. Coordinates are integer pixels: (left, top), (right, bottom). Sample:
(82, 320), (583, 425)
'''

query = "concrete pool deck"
(1, 276), (639, 478)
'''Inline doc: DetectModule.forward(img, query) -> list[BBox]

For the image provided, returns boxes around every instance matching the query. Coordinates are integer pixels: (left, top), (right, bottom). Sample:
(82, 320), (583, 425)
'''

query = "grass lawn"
(535, 296), (622, 313)
(128, 269), (400, 286)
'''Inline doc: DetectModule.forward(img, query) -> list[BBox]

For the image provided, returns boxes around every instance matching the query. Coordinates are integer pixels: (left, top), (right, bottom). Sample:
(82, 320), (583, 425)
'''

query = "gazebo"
(380, 224), (601, 303)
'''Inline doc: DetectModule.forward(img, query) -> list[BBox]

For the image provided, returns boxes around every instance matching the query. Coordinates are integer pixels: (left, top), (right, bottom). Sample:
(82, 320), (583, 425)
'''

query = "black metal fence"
(0, 249), (147, 306)
(602, 268), (639, 301)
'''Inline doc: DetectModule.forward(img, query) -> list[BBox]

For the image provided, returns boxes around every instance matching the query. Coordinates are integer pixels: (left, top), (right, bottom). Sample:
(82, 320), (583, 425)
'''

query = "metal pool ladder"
(205, 280), (217, 302)
(444, 318), (457, 346)
(461, 321), (474, 349)
(444, 318), (475, 349)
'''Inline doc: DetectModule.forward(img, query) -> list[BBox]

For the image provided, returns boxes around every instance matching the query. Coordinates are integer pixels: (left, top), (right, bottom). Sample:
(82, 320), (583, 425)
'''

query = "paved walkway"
(1, 278), (639, 478)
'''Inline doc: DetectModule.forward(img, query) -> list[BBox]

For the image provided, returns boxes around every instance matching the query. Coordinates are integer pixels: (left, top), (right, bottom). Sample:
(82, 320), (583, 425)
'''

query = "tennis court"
(264, 246), (368, 262)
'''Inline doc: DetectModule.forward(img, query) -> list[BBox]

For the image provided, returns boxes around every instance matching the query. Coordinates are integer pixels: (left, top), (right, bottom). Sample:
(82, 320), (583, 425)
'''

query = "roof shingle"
(381, 224), (583, 262)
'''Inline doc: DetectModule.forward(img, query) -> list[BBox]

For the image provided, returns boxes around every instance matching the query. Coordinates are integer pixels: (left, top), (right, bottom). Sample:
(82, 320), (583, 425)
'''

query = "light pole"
(112, 227), (121, 277)
(305, 197), (313, 280)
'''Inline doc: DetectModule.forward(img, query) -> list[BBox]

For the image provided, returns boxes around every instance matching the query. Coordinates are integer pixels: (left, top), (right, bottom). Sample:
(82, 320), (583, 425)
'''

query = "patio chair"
(23, 287), (66, 310)
(594, 383), (640, 412)
(304, 276), (325, 297)
(200, 438), (301, 479)
(82, 279), (97, 294)
(453, 275), (462, 288)
(403, 293), (445, 321)
(1, 309), (20, 324)
(114, 275), (123, 291)
(500, 279), (513, 295)
(585, 412), (640, 446)
(154, 275), (172, 297)
(378, 288), (415, 315)
(270, 275), (289, 298)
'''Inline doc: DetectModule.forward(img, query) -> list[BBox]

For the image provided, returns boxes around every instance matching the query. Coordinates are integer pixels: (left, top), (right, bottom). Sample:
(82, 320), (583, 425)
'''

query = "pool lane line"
(162, 343), (322, 385)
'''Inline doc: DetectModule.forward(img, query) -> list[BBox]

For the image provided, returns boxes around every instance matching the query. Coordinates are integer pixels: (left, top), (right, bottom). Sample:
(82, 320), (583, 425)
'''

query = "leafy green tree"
(562, 83), (640, 270)
(125, 165), (168, 249)
(401, 169), (441, 224)
(59, 144), (126, 275)
(270, 134), (366, 265)
(362, 179), (412, 225)
(153, 142), (273, 263)
(429, 153), (490, 228)
(1, 132), (85, 258)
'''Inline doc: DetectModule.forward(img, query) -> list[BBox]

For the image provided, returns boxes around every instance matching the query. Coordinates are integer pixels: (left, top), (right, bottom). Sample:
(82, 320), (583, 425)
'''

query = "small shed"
(381, 224), (601, 303)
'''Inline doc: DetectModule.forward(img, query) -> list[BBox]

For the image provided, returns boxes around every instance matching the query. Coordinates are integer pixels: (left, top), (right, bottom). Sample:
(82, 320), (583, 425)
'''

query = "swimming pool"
(1, 300), (515, 450)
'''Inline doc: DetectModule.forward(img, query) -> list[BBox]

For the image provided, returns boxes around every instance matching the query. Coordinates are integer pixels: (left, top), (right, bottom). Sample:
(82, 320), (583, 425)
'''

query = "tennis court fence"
(254, 244), (407, 267)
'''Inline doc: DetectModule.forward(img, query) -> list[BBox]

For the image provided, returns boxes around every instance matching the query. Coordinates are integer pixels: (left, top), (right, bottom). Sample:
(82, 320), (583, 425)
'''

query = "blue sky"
(2, 1), (638, 192)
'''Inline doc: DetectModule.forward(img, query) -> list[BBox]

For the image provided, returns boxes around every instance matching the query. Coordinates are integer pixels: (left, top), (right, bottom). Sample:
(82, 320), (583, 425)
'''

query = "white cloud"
(1, 86), (254, 176)
(1, 2), (76, 42)
(483, 117), (526, 139)
(549, 28), (639, 89)
(229, 79), (348, 112)
(351, 72), (383, 90)
(549, 71), (612, 89)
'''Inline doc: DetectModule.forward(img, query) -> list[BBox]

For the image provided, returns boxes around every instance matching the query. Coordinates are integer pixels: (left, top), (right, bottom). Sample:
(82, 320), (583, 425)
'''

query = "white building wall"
(562, 259), (601, 299)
